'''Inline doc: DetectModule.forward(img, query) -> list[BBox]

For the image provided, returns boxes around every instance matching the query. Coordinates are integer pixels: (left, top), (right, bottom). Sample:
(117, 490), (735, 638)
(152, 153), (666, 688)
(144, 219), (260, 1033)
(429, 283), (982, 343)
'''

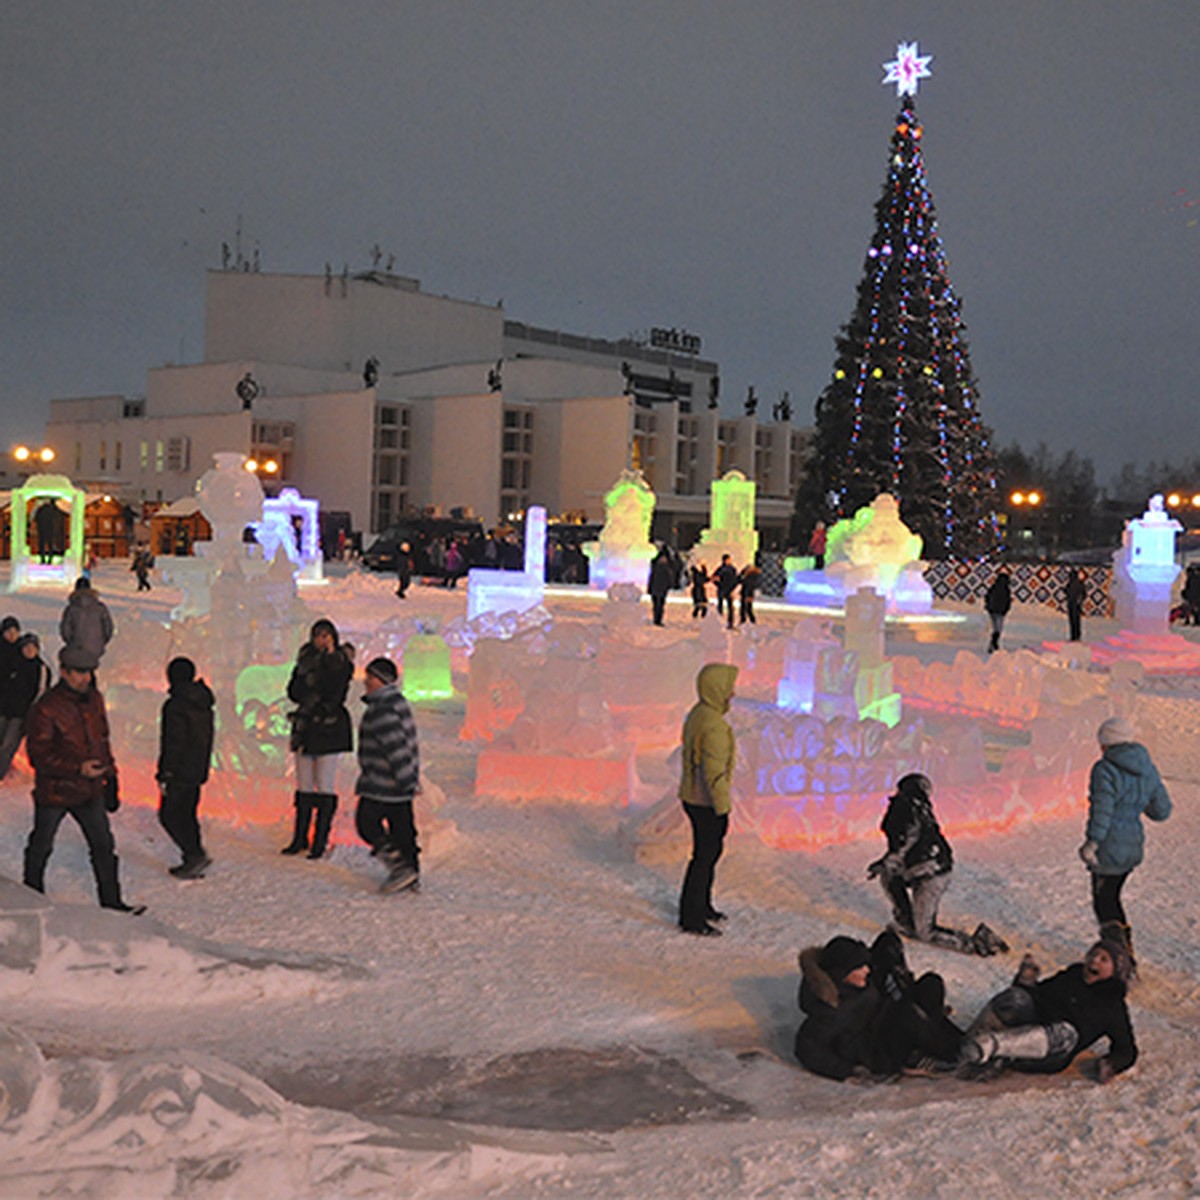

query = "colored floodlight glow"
(882, 42), (933, 97)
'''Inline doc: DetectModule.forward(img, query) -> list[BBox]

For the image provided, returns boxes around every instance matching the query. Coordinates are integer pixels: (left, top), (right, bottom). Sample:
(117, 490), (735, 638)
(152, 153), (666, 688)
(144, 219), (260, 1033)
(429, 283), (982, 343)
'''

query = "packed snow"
(1, 562), (1198, 1199)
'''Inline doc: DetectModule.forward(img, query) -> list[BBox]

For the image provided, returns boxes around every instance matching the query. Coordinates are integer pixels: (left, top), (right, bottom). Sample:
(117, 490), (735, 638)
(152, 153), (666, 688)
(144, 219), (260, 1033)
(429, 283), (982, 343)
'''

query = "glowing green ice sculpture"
(403, 627), (453, 701)
(9, 474), (86, 592)
(692, 469), (759, 570)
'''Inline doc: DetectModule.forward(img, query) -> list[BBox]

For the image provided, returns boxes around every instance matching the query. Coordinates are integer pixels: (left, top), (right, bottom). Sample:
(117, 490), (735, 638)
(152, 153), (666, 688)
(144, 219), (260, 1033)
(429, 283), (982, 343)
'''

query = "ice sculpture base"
(475, 748), (634, 805)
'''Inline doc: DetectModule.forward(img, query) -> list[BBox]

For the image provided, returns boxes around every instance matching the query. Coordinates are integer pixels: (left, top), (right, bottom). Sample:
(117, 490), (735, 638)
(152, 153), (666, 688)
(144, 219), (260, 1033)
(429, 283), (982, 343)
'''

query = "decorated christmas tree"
(798, 44), (1000, 559)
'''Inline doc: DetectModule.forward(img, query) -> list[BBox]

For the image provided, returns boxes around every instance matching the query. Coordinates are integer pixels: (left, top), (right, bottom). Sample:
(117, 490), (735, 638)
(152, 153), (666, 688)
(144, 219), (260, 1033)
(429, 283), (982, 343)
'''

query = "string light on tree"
(796, 43), (1000, 558)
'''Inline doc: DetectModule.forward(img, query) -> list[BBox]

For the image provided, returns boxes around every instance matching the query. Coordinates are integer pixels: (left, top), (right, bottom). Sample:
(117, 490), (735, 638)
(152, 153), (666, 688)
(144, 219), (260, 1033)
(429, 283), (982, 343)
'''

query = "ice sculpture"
(583, 470), (657, 590)
(1111, 494), (1182, 634)
(776, 617), (838, 712)
(691, 469), (759, 570)
(7, 474), (86, 591)
(785, 493), (933, 613)
(467, 505), (547, 620)
(844, 587), (902, 727)
(402, 626), (453, 700)
(253, 487), (324, 584)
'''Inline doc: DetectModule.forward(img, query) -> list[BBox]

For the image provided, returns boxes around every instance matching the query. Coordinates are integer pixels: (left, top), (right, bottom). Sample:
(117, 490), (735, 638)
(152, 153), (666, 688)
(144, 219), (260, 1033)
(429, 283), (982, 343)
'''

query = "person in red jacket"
(22, 647), (143, 913)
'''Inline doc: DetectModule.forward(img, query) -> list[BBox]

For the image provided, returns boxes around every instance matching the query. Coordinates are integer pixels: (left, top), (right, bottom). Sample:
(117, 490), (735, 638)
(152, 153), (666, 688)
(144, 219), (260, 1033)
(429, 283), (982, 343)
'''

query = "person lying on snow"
(867, 773), (1008, 956)
(794, 929), (963, 1081)
(958, 934), (1137, 1083)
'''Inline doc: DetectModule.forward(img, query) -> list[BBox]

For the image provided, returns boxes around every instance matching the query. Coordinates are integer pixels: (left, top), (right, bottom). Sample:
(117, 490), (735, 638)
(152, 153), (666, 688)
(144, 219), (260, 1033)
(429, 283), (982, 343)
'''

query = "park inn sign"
(649, 327), (702, 355)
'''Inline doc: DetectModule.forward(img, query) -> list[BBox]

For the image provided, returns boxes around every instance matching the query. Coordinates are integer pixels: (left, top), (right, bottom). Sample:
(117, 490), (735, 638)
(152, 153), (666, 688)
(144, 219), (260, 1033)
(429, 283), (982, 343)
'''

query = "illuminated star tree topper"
(882, 41), (932, 96)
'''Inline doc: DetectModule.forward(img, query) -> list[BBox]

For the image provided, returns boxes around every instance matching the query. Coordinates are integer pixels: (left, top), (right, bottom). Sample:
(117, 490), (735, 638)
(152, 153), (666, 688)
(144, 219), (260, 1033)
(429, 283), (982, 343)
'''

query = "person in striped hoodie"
(354, 656), (421, 893)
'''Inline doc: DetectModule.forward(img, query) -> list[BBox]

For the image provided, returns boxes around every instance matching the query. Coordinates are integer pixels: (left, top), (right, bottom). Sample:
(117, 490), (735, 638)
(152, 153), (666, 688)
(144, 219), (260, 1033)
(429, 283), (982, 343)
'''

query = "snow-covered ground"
(1, 563), (1198, 1199)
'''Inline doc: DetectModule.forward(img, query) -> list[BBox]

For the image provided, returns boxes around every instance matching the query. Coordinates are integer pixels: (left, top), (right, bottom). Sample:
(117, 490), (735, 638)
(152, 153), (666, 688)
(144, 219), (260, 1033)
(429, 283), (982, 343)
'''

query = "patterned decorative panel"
(923, 561), (1113, 618)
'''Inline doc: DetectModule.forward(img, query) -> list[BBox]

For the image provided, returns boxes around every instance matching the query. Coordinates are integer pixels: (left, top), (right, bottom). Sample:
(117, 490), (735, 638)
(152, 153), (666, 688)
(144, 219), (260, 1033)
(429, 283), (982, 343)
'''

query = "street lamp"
(13, 445), (55, 466)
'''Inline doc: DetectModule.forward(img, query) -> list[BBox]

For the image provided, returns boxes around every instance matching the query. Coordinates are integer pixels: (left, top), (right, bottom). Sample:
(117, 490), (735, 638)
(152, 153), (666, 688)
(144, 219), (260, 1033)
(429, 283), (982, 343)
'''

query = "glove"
(866, 858), (886, 880)
(1095, 1057), (1115, 1085)
(1016, 954), (1041, 987)
(1078, 840), (1100, 868)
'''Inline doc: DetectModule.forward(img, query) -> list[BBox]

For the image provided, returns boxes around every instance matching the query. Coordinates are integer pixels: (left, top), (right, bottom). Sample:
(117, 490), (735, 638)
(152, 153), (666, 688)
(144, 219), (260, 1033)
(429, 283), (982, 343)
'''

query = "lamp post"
(12, 445), (56, 479)
(1009, 489), (1044, 559)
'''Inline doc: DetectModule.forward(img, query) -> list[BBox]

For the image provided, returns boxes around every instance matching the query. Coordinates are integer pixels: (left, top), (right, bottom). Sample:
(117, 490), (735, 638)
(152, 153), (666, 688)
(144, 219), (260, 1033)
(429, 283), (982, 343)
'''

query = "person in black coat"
(156, 657), (215, 878)
(395, 542), (414, 599)
(984, 571), (1012, 653)
(738, 564), (760, 626)
(689, 562), (709, 619)
(712, 555), (740, 629)
(959, 934), (1137, 1082)
(868, 773), (1007, 956)
(0, 632), (51, 778)
(281, 618), (354, 859)
(647, 547), (675, 627)
(794, 929), (962, 1081)
(1064, 568), (1086, 642)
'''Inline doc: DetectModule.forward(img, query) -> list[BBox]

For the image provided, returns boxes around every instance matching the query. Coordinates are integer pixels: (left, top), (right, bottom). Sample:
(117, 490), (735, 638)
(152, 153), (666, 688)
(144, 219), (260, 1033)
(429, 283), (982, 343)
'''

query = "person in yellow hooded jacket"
(677, 662), (738, 936)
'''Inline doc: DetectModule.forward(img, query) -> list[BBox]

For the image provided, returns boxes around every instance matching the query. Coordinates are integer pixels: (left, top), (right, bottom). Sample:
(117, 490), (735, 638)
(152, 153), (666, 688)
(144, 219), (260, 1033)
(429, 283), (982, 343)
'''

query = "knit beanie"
(1, 616), (20, 634)
(1089, 936), (1133, 984)
(16, 632), (39, 650)
(366, 656), (398, 685)
(1098, 716), (1136, 747)
(819, 936), (871, 981)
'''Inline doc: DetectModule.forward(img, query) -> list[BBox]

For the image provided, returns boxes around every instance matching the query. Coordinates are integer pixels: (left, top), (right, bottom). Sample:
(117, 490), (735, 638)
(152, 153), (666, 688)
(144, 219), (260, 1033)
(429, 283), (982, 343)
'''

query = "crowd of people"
(1, 551), (1174, 1092)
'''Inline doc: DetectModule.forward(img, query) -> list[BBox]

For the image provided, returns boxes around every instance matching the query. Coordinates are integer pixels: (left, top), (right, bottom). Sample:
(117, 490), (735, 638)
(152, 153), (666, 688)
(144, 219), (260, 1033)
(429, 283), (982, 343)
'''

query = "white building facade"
(45, 269), (810, 545)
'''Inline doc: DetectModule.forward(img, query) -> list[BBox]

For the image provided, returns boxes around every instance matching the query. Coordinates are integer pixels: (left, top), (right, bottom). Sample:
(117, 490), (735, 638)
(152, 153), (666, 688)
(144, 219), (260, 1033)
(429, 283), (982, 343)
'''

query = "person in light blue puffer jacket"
(1079, 716), (1171, 974)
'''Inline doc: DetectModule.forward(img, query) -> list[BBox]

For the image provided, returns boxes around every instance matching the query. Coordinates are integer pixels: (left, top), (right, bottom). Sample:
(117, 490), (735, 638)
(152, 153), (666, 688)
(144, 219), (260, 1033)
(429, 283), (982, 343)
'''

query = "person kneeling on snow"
(794, 930), (963, 1081)
(867, 773), (1007, 957)
(958, 934), (1137, 1083)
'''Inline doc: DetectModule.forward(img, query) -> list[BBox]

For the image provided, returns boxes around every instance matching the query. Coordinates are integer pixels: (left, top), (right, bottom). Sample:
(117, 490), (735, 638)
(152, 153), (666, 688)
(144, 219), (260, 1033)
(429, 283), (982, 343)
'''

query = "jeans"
(0, 715), (25, 777)
(678, 803), (728, 929)
(24, 796), (119, 904)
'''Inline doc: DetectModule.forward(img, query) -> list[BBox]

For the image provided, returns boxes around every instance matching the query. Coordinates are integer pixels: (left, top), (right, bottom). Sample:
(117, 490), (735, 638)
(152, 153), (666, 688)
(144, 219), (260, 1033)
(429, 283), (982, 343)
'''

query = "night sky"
(2, 1), (1196, 484)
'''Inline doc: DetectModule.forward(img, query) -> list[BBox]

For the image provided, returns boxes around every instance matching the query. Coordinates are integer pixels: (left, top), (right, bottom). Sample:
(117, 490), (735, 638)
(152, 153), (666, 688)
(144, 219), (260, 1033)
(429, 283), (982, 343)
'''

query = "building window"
(717, 421), (737, 476)
(99, 440), (107, 471)
(371, 405), (410, 533)
(155, 440), (165, 473)
(122, 398), (145, 418)
(115, 441), (122, 471)
(675, 415), (699, 494)
(633, 408), (657, 476)
(140, 441), (148, 470)
(500, 406), (533, 516)
(755, 429), (773, 490)
(74, 443), (82, 472)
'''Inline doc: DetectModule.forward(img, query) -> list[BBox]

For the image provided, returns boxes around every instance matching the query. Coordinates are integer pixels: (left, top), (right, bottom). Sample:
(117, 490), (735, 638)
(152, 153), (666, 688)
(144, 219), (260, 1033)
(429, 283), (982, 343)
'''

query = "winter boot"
(307, 794), (338, 859)
(95, 854), (147, 915)
(972, 923), (1010, 956)
(381, 859), (420, 894)
(960, 1025), (1051, 1066)
(281, 792), (315, 855)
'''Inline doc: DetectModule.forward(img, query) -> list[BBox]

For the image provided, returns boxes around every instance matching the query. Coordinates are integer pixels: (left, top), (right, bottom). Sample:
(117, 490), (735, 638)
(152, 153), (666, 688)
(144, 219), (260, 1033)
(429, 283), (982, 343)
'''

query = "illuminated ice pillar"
(8, 474), (86, 592)
(402, 628), (454, 701)
(845, 587), (901, 727)
(692, 469), (759, 571)
(776, 617), (837, 712)
(1111, 494), (1182, 634)
(254, 487), (324, 584)
(467, 505), (547, 620)
(583, 470), (657, 590)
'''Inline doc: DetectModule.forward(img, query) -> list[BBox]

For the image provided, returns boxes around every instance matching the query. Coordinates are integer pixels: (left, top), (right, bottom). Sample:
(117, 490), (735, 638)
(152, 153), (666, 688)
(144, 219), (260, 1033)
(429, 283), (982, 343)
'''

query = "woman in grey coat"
(1079, 716), (1171, 973)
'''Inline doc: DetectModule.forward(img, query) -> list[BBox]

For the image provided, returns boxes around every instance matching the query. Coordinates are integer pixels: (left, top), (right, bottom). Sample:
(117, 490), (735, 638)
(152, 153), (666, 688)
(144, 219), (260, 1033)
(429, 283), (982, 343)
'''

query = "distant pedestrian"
(689, 562), (709, 619)
(395, 542), (413, 599)
(712, 555), (739, 629)
(444, 540), (465, 589)
(738, 564), (760, 625)
(1065, 568), (1086, 642)
(59, 577), (114, 671)
(984, 571), (1012, 654)
(648, 547), (675, 627)
(0, 616), (22, 681)
(156, 657), (215, 879)
(808, 522), (827, 570)
(355, 656), (422, 893)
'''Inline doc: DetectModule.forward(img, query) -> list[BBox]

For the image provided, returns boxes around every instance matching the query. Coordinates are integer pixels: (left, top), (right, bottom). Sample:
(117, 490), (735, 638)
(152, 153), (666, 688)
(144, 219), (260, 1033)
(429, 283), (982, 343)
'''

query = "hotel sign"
(650, 327), (702, 355)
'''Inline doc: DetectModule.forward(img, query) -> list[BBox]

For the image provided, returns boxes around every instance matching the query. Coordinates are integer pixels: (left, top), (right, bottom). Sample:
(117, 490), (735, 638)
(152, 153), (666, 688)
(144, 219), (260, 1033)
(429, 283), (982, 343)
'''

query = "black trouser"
(739, 596), (755, 624)
(678, 802), (728, 929)
(24, 796), (120, 905)
(1091, 871), (1129, 926)
(651, 594), (667, 625)
(1068, 603), (1083, 641)
(159, 782), (205, 862)
(356, 796), (419, 869)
